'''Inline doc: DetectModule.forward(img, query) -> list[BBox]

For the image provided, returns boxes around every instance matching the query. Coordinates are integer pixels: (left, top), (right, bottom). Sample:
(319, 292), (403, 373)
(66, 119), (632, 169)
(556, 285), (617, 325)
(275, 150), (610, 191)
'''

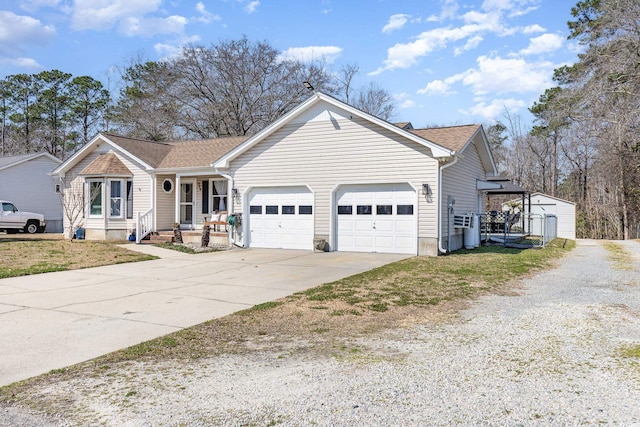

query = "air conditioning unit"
(454, 214), (473, 228)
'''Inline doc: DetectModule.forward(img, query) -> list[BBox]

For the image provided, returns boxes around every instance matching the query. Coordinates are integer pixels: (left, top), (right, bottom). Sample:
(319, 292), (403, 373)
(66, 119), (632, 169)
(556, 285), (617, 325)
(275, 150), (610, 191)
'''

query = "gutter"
(437, 155), (459, 254)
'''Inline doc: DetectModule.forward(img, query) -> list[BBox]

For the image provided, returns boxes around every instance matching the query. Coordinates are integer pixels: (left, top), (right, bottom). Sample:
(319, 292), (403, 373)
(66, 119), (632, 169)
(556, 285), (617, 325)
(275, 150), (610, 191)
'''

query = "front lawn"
(0, 233), (156, 278)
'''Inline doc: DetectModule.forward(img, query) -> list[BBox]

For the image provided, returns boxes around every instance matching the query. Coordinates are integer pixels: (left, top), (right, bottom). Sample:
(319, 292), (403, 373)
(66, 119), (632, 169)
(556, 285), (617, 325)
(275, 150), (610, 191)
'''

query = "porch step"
(143, 230), (228, 245)
(148, 232), (174, 243)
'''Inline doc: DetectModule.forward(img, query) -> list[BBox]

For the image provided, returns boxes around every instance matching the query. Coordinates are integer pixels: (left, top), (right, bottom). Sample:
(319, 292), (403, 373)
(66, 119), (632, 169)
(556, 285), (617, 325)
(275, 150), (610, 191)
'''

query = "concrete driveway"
(0, 245), (407, 386)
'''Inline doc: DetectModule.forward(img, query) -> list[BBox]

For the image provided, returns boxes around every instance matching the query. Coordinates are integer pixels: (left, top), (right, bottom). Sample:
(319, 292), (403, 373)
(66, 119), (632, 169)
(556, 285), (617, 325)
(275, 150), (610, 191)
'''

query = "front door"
(180, 181), (195, 228)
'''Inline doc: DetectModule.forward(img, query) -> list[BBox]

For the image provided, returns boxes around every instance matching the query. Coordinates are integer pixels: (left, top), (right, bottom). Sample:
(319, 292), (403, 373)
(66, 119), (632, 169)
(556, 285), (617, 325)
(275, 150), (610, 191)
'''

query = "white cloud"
(382, 14), (411, 34)
(71, 0), (169, 34)
(278, 46), (342, 63)
(0, 10), (56, 50)
(19, 0), (60, 12)
(460, 54), (555, 95)
(462, 97), (527, 120)
(427, 0), (458, 22)
(522, 24), (545, 34)
(244, 1), (260, 13)
(454, 35), (483, 55)
(0, 56), (44, 71)
(371, 4), (511, 76)
(481, 0), (538, 16)
(154, 35), (200, 59)
(519, 33), (564, 55)
(394, 92), (417, 109)
(120, 15), (187, 36)
(399, 99), (417, 109)
(418, 78), (458, 96)
(195, 2), (221, 24)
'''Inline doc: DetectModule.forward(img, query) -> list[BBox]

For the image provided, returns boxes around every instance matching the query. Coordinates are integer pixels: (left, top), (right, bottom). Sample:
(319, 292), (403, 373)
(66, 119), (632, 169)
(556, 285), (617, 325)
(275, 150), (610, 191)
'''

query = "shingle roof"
(0, 152), (61, 170)
(407, 124), (481, 152)
(79, 152), (132, 176)
(102, 134), (173, 169)
(160, 137), (248, 169)
(101, 134), (248, 169)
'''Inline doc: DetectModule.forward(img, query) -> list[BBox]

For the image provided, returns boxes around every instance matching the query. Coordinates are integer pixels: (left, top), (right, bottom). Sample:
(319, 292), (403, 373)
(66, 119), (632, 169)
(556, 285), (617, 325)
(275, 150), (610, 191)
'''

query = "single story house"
(504, 192), (576, 240)
(0, 152), (63, 232)
(52, 91), (500, 255)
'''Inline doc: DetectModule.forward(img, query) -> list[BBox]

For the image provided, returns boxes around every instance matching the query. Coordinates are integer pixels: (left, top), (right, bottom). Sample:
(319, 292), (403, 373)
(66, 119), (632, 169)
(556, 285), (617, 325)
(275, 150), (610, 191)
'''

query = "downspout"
(438, 155), (459, 254)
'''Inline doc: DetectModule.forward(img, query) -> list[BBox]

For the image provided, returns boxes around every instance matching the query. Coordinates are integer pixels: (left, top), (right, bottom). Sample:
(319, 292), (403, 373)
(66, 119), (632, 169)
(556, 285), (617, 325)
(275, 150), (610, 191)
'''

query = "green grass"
(0, 237), (156, 279)
(602, 242), (635, 270)
(295, 239), (575, 313)
(619, 344), (640, 358)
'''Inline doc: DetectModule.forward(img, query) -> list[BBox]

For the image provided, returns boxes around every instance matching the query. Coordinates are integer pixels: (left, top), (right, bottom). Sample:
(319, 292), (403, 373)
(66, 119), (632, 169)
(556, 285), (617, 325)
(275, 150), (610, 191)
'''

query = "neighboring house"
(52, 91), (499, 255)
(505, 193), (576, 240)
(0, 152), (63, 232)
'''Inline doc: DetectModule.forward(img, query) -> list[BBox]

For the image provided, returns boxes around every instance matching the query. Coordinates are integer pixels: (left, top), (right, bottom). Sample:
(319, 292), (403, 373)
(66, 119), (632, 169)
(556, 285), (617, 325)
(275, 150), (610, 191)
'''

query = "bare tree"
(57, 177), (86, 240)
(352, 82), (395, 121)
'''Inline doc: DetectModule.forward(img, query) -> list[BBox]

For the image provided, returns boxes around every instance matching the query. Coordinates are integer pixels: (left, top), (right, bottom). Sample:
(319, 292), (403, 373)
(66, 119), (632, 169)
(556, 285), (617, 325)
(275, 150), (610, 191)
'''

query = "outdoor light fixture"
(303, 81), (314, 91)
(232, 188), (239, 198)
(422, 183), (432, 196)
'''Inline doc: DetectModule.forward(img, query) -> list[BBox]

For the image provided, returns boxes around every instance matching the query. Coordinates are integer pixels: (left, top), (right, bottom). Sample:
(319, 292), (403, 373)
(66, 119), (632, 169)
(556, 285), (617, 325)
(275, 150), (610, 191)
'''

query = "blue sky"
(0, 0), (579, 128)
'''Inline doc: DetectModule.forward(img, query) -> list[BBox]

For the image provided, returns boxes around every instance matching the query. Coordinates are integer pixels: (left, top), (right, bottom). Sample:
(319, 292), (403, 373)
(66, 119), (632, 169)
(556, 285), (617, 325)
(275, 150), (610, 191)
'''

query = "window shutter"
(202, 181), (209, 213)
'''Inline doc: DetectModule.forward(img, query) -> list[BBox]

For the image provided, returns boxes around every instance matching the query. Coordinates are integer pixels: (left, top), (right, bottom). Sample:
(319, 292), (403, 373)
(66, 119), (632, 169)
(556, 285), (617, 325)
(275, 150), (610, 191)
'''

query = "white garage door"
(336, 184), (416, 254)
(248, 187), (314, 250)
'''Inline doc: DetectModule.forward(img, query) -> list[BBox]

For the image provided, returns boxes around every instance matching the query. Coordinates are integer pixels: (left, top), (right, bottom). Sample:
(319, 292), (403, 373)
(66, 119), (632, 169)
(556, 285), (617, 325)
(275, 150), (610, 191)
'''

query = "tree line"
(485, 0), (640, 240)
(0, 36), (394, 158)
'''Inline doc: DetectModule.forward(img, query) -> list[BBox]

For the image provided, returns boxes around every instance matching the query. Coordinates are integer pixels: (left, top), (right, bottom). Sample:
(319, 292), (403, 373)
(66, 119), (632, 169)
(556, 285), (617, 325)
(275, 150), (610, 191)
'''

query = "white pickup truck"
(0, 200), (46, 234)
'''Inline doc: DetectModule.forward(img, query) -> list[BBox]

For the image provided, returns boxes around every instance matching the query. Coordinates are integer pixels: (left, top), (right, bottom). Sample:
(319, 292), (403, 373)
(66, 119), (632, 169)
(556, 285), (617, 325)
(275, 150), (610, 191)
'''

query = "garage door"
(248, 187), (314, 250)
(336, 184), (416, 254)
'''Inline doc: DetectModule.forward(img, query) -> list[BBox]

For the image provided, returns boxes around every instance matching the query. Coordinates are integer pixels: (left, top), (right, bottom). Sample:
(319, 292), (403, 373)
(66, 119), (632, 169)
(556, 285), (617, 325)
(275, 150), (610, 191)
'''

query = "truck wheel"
(25, 220), (39, 234)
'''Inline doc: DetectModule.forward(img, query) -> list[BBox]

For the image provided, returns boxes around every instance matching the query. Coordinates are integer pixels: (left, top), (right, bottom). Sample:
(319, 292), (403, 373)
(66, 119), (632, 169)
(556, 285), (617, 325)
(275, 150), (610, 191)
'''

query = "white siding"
(441, 134), (487, 251)
(61, 145), (153, 239)
(228, 103), (440, 253)
(0, 156), (62, 232)
(526, 194), (576, 240)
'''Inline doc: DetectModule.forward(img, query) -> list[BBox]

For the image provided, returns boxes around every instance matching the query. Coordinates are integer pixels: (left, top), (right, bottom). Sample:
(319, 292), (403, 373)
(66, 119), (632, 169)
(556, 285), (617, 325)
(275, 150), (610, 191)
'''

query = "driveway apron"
(0, 246), (407, 386)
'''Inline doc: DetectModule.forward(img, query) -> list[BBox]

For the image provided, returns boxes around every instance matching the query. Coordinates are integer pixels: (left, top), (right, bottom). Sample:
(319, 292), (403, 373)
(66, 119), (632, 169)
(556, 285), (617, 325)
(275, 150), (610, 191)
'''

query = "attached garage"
(247, 186), (314, 250)
(335, 184), (417, 254)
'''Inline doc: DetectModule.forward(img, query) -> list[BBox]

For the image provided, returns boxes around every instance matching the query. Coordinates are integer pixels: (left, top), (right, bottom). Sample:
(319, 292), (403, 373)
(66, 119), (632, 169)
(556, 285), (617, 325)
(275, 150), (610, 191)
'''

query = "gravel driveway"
(3, 239), (640, 426)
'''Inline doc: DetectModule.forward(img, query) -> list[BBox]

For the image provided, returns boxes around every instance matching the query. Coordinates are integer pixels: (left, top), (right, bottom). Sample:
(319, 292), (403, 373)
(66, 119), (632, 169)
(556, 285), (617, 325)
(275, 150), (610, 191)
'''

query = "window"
(377, 205), (392, 215)
(282, 205), (295, 215)
(162, 179), (174, 193)
(250, 205), (262, 214)
(397, 205), (414, 215)
(2, 202), (17, 213)
(266, 205), (278, 215)
(337, 205), (352, 215)
(212, 180), (228, 212)
(357, 205), (372, 215)
(126, 180), (133, 219)
(88, 180), (103, 217)
(110, 180), (123, 218)
(299, 205), (313, 215)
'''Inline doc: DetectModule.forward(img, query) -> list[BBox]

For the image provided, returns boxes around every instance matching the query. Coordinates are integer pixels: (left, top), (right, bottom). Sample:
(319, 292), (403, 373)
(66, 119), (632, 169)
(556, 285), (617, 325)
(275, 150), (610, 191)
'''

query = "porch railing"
(479, 212), (557, 248)
(136, 208), (153, 243)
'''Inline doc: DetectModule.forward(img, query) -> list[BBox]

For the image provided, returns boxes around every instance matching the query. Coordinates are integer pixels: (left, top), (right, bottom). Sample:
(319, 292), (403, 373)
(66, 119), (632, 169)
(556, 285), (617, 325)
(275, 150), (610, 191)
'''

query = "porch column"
(175, 175), (181, 225)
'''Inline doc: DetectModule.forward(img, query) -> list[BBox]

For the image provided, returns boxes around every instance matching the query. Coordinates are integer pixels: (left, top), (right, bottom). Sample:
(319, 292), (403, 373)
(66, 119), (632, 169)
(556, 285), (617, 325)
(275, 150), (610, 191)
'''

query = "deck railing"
(136, 208), (153, 243)
(479, 211), (557, 248)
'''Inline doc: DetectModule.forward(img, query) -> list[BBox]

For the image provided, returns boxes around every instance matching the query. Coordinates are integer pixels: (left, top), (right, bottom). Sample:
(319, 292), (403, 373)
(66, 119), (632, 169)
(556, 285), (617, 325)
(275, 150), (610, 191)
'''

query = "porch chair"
(206, 211), (229, 232)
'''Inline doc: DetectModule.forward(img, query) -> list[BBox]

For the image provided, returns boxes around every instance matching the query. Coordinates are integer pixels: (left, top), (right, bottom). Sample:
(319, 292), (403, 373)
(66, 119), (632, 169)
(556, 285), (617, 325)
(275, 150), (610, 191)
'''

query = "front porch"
(136, 173), (233, 243)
